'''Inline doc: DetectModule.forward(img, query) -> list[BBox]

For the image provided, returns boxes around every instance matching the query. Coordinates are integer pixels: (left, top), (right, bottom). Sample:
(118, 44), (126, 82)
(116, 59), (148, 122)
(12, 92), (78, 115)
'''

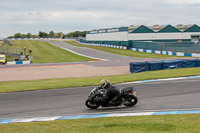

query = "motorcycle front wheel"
(123, 95), (138, 107)
(85, 99), (100, 109)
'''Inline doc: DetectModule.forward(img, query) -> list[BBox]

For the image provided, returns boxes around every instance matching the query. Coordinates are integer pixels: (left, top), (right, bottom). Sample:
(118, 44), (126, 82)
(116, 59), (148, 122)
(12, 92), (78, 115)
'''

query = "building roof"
(148, 25), (168, 32)
(157, 25), (181, 33)
(174, 24), (194, 31)
(183, 24), (200, 32)
(87, 24), (200, 34)
(128, 25), (142, 32)
(129, 25), (155, 33)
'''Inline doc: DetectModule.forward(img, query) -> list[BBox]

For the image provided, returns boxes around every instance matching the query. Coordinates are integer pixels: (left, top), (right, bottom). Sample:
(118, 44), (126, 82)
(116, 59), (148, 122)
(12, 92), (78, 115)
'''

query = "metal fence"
(0, 47), (24, 55)
(3, 39), (12, 46)
(130, 41), (200, 53)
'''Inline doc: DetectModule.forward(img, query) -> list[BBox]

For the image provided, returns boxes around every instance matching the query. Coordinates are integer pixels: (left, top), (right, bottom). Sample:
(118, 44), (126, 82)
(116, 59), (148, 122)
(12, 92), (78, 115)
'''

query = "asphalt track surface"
(0, 41), (162, 82)
(0, 40), (181, 69)
(0, 41), (199, 120)
(0, 41), (155, 70)
(0, 78), (200, 119)
(48, 41), (149, 61)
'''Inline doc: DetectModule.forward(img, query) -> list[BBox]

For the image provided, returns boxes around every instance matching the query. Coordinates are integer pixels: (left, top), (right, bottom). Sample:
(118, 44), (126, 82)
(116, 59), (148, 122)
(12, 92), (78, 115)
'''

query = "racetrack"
(0, 41), (183, 82)
(0, 77), (200, 119)
(48, 41), (150, 61)
(0, 41), (157, 81)
(1, 40), (200, 120)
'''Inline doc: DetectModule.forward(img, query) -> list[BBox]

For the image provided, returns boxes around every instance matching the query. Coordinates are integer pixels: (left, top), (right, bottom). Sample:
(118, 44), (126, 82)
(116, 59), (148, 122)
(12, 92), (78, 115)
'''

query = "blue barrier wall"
(130, 59), (200, 73)
(130, 62), (149, 73)
(148, 61), (163, 71)
(163, 60), (182, 70)
(198, 59), (200, 67)
(181, 59), (198, 68)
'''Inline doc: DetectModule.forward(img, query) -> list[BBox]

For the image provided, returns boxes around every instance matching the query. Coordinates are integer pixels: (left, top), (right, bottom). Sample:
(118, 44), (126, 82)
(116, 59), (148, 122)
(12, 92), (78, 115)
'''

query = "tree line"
(8, 31), (87, 39)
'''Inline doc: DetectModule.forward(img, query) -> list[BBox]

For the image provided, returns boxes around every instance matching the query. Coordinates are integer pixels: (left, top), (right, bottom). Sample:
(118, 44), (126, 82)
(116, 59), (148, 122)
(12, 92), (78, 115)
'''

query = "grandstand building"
(83, 24), (200, 53)
(84, 24), (200, 45)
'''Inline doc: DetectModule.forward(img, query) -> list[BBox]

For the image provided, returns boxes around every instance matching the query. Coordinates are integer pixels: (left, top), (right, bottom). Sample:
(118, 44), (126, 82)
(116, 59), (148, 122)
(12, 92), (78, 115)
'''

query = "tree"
(14, 33), (22, 38)
(65, 32), (74, 37)
(12, 32), (39, 38)
(21, 34), (27, 38)
(32, 35), (39, 38)
(80, 31), (86, 37)
(64, 31), (87, 38)
(27, 33), (32, 38)
(39, 31), (44, 38)
(8, 36), (14, 38)
(57, 32), (62, 38)
(49, 31), (55, 38)
(44, 32), (49, 38)
(54, 33), (58, 38)
(38, 31), (49, 38)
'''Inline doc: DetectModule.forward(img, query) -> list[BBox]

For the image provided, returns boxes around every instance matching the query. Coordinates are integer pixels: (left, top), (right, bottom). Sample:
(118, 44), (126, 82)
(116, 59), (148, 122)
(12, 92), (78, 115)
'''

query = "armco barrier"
(130, 59), (200, 73)
(78, 41), (127, 50)
(130, 48), (200, 58)
(79, 42), (200, 57)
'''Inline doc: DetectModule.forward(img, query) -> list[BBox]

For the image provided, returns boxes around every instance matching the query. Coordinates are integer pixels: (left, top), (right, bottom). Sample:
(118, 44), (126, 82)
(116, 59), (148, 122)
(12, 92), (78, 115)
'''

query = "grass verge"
(8, 40), (94, 63)
(0, 67), (200, 93)
(6, 56), (13, 61)
(63, 40), (191, 59)
(1, 114), (200, 133)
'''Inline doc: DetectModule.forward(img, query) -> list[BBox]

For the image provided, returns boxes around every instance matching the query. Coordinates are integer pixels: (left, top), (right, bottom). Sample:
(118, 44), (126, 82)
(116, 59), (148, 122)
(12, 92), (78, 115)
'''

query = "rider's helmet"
(100, 79), (110, 89)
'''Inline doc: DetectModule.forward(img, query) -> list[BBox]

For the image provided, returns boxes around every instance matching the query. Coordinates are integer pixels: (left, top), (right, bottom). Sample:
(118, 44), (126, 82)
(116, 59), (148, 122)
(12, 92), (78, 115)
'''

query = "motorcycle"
(85, 87), (138, 109)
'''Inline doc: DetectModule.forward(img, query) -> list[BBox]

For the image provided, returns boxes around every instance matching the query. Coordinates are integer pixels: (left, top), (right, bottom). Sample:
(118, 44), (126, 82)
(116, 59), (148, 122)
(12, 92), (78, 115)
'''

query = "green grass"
(0, 67), (200, 93)
(1, 114), (200, 133)
(1, 42), (9, 47)
(8, 40), (94, 63)
(63, 40), (190, 59)
(6, 56), (13, 61)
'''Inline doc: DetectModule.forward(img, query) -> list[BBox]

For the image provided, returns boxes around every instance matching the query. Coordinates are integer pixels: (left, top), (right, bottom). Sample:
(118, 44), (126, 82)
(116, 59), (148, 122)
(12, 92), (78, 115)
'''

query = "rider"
(97, 79), (120, 106)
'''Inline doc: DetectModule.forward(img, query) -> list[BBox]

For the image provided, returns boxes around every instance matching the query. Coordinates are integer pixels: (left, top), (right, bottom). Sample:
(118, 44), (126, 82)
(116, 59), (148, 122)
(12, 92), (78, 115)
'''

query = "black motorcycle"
(85, 87), (138, 109)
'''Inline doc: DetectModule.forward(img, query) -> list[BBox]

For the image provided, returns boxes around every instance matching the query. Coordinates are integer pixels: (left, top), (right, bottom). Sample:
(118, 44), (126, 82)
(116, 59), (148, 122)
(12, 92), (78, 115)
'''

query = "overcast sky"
(0, 0), (200, 38)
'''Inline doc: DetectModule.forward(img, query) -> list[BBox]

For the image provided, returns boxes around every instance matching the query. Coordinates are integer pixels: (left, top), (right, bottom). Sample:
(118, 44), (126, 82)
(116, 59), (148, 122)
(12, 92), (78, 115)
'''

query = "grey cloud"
(0, 0), (200, 37)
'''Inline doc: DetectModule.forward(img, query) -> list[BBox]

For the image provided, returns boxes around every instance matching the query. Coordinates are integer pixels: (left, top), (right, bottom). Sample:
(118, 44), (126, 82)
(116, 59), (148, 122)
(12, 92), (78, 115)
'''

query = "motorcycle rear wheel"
(85, 99), (100, 109)
(123, 95), (138, 107)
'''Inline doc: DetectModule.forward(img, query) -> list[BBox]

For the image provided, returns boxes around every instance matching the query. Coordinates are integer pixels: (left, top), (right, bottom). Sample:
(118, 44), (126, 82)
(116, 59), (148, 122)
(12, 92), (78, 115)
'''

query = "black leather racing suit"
(99, 84), (120, 106)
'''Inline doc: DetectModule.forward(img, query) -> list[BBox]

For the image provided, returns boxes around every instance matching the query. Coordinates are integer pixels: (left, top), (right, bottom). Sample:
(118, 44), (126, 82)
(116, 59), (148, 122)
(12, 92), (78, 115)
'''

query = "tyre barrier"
(130, 58), (200, 73)
(7, 60), (32, 65)
(6, 56), (32, 65)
